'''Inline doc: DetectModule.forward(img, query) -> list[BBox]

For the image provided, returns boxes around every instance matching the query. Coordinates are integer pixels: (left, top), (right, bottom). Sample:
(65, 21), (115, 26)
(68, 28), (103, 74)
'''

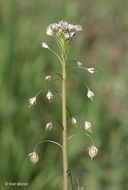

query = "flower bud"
(88, 146), (98, 159)
(45, 75), (51, 82)
(29, 152), (39, 164)
(41, 42), (49, 49)
(46, 90), (53, 102)
(29, 97), (36, 107)
(76, 61), (82, 67)
(71, 117), (77, 127)
(65, 33), (70, 40)
(87, 68), (96, 74)
(84, 121), (92, 133)
(46, 122), (53, 131)
(87, 89), (94, 101)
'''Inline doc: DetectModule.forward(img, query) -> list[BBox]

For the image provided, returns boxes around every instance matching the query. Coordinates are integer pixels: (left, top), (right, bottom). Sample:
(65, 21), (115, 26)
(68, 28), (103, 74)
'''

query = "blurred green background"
(0, 0), (128, 189)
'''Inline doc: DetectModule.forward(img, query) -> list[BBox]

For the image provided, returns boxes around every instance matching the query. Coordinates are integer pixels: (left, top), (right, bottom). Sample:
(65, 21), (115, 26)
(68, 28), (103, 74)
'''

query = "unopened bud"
(41, 42), (49, 49)
(84, 121), (92, 133)
(45, 75), (51, 82)
(65, 33), (70, 40)
(46, 90), (53, 102)
(77, 61), (83, 67)
(46, 122), (53, 131)
(29, 97), (36, 107)
(87, 68), (96, 74)
(29, 152), (39, 164)
(71, 117), (77, 127)
(88, 146), (98, 159)
(87, 89), (94, 101)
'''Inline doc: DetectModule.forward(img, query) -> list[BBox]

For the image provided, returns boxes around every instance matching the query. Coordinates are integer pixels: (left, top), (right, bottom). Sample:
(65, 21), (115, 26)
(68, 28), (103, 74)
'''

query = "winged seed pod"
(84, 121), (92, 133)
(45, 75), (51, 82)
(88, 146), (98, 159)
(29, 152), (39, 164)
(87, 88), (94, 101)
(29, 97), (36, 107)
(46, 122), (53, 131)
(46, 90), (53, 102)
(71, 117), (77, 128)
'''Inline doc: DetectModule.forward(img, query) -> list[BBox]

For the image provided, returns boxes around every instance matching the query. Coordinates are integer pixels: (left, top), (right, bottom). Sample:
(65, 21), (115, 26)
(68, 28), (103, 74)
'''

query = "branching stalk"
(68, 132), (95, 145)
(49, 47), (63, 64)
(34, 140), (62, 152)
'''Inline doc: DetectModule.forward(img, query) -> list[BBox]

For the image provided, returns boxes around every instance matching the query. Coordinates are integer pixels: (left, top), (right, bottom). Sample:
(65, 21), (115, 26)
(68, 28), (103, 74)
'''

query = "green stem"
(34, 140), (62, 152)
(62, 42), (68, 190)
(68, 172), (74, 190)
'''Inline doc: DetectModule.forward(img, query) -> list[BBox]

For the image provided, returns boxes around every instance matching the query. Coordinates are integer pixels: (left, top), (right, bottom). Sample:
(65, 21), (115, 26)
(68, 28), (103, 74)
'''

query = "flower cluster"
(28, 20), (99, 173)
(46, 20), (82, 40)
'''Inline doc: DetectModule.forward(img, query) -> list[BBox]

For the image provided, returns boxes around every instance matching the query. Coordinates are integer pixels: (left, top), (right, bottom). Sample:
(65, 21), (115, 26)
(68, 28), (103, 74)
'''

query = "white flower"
(41, 42), (49, 49)
(29, 152), (39, 164)
(29, 97), (36, 107)
(86, 68), (96, 74)
(68, 24), (74, 31)
(71, 117), (77, 127)
(84, 121), (92, 133)
(77, 61), (83, 67)
(88, 146), (98, 159)
(46, 90), (53, 102)
(46, 21), (82, 39)
(51, 23), (58, 30)
(70, 31), (76, 37)
(46, 26), (53, 36)
(87, 88), (94, 101)
(74, 24), (83, 32)
(46, 122), (53, 131)
(45, 75), (51, 82)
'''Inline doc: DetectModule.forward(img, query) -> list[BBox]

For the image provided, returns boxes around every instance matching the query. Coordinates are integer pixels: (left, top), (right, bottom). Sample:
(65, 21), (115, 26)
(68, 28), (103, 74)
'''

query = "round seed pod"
(88, 146), (98, 159)
(29, 152), (39, 164)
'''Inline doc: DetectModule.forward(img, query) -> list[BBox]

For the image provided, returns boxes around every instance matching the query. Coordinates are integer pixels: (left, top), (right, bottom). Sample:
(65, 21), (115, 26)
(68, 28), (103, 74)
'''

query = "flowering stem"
(66, 105), (73, 118)
(34, 140), (62, 152)
(73, 66), (89, 70)
(68, 171), (74, 190)
(67, 132), (95, 145)
(35, 88), (47, 97)
(53, 32), (63, 49)
(52, 72), (63, 80)
(49, 47), (63, 64)
(62, 41), (68, 190)
(67, 170), (80, 190)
